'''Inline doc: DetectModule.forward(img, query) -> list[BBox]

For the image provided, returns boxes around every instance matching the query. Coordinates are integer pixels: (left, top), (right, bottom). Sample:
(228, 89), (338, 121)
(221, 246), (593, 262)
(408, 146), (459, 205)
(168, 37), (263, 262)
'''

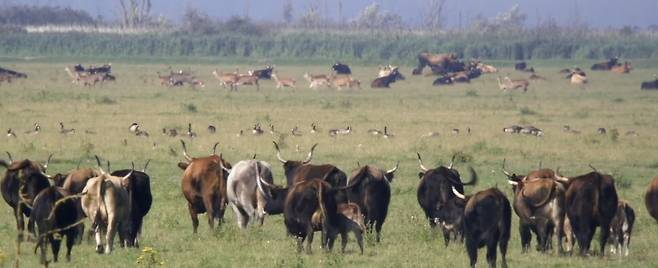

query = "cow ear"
(418, 172), (424, 179)
(177, 162), (189, 170)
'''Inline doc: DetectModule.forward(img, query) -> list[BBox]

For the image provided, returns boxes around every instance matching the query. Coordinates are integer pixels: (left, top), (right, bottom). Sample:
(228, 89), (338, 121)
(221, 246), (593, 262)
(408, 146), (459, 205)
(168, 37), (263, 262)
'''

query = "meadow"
(1, 59), (658, 267)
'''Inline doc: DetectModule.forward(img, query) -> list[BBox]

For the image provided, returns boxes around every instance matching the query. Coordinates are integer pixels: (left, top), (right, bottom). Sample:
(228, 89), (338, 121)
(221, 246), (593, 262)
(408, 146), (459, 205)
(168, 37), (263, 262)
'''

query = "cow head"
(273, 141), (317, 184)
(2, 152), (53, 180)
(384, 162), (399, 182)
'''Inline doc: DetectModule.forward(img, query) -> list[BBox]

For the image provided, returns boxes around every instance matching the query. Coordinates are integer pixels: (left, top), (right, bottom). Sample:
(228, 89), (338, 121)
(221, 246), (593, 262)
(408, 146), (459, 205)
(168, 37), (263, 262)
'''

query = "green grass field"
(1, 60), (658, 267)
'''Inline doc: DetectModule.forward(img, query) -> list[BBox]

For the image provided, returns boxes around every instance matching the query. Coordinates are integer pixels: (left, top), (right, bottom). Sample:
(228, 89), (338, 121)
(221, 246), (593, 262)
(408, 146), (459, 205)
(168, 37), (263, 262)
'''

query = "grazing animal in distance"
(272, 73), (296, 88)
(497, 76), (529, 92)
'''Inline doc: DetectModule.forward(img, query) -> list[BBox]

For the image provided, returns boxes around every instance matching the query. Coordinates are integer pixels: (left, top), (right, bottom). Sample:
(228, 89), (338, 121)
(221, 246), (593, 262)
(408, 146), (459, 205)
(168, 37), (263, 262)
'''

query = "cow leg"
(94, 225), (104, 254)
(355, 229), (364, 255)
(14, 207), (25, 242)
(519, 224), (532, 253)
(466, 234), (478, 268)
(599, 223), (611, 257)
(50, 235), (61, 262)
(187, 203), (199, 234)
(486, 234), (499, 268)
(296, 236), (304, 253)
(306, 226), (314, 254)
(106, 217), (117, 254)
(375, 221), (384, 243)
(65, 232), (75, 262)
(442, 228), (451, 247)
(340, 231), (348, 253)
(499, 232), (509, 268)
(39, 234), (48, 265)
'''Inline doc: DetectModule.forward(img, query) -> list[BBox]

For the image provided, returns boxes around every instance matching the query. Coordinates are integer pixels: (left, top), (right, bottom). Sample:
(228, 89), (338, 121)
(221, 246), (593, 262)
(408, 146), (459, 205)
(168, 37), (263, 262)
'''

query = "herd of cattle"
(2, 53), (657, 91)
(3, 139), (658, 267)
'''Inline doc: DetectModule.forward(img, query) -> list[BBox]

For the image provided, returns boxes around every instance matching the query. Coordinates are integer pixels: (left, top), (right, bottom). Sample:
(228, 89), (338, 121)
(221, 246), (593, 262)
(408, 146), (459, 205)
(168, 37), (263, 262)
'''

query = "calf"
(608, 200), (635, 256)
(453, 187), (511, 268)
(177, 141), (231, 233)
(81, 171), (132, 254)
(225, 159), (274, 228)
(110, 160), (152, 247)
(29, 186), (83, 265)
(1, 153), (53, 241)
(312, 202), (365, 254)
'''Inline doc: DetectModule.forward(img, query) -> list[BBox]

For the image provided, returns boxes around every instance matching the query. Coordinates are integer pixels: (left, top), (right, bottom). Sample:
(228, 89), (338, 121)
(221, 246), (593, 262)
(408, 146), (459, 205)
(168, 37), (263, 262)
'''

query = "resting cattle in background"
(608, 200), (635, 256)
(0, 67), (28, 84)
(413, 52), (460, 75)
(515, 62), (527, 71)
(371, 67), (405, 88)
(452, 187), (511, 268)
(177, 141), (232, 233)
(29, 186), (83, 265)
(1, 153), (53, 241)
(110, 160), (152, 247)
(225, 159), (274, 228)
(611, 62), (632, 74)
(332, 62), (352, 75)
(81, 171), (133, 254)
(248, 65), (275, 79)
(645, 176), (658, 221)
(416, 153), (477, 246)
(273, 142), (347, 187)
(343, 163), (398, 242)
(502, 161), (566, 253)
(640, 78), (658, 90)
(591, 57), (619, 70)
(557, 171), (618, 256)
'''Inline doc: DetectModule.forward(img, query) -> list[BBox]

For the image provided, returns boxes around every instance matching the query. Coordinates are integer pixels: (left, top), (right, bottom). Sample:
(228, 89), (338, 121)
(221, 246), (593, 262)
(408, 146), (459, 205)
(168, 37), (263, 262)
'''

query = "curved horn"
(386, 161), (400, 174)
(302, 143), (318, 164)
(507, 180), (518, 186)
(554, 167), (570, 182)
(452, 186), (466, 200)
(252, 154), (257, 159)
(143, 159), (151, 173)
(273, 141), (286, 163)
(131, 161), (135, 171)
(122, 170), (133, 183)
(501, 158), (512, 177)
(256, 170), (272, 199)
(43, 153), (53, 171)
(6, 151), (13, 163)
(588, 164), (597, 172)
(218, 153), (231, 173)
(94, 155), (105, 174)
(180, 140), (192, 162)
(448, 154), (457, 169)
(212, 142), (219, 155)
(106, 160), (111, 174)
(417, 152), (428, 172)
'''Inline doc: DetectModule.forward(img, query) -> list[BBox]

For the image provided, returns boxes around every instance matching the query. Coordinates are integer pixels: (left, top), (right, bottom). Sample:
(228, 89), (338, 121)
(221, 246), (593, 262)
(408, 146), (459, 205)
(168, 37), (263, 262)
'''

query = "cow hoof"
(95, 245), (104, 254)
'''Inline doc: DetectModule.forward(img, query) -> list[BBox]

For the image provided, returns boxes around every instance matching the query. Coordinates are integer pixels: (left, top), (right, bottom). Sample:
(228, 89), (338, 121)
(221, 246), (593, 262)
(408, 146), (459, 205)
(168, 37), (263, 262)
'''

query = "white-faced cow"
(416, 153), (477, 246)
(225, 159), (274, 228)
(452, 187), (511, 268)
(177, 141), (232, 233)
(1, 153), (53, 241)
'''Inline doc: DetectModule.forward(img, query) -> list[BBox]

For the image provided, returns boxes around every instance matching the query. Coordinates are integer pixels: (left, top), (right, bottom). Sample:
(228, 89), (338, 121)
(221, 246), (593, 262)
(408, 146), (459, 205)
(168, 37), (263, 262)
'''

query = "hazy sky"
(4, 0), (658, 28)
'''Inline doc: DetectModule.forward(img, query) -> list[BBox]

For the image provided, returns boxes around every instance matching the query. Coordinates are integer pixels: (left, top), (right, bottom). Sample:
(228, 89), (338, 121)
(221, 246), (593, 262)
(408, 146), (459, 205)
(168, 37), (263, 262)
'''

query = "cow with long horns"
(110, 160), (152, 247)
(273, 142), (347, 187)
(225, 159), (275, 228)
(177, 141), (231, 233)
(416, 153), (477, 246)
(1, 152), (53, 241)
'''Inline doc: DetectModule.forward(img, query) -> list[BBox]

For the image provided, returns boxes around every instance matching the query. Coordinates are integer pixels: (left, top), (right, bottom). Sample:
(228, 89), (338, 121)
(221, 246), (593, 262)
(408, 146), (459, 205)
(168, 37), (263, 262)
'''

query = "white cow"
(225, 160), (274, 228)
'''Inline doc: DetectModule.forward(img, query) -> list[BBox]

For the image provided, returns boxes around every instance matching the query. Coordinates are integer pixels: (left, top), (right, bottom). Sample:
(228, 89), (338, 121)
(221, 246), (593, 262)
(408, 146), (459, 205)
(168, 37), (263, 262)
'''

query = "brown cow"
(645, 176), (658, 221)
(177, 140), (232, 233)
(611, 62), (632, 74)
(273, 142), (347, 187)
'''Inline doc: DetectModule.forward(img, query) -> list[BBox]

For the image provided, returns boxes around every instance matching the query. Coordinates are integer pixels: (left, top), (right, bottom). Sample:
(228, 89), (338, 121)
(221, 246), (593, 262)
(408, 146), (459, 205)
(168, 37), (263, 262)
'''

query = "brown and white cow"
(177, 141), (231, 233)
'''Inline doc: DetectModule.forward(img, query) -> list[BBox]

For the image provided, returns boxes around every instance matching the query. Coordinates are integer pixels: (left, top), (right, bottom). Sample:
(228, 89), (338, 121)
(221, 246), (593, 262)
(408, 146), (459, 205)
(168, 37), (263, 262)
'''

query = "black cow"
(332, 62), (352, 75)
(560, 171), (618, 256)
(432, 75), (453, 86)
(343, 163), (398, 242)
(29, 186), (82, 265)
(641, 79), (658, 90)
(0, 66), (28, 78)
(110, 160), (152, 248)
(74, 64), (112, 74)
(1, 153), (53, 241)
(591, 57), (619, 71)
(273, 142), (347, 187)
(249, 66), (275, 80)
(515, 62), (527, 71)
(416, 153), (477, 246)
(453, 187), (511, 268)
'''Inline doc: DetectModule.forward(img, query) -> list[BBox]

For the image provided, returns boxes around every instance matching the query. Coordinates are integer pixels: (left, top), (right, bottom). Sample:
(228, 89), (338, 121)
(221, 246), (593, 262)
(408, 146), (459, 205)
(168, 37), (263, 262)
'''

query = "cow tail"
(317, 182), (326, 221)
(525, 182), (556, 208)
(98, 178), (110, 227)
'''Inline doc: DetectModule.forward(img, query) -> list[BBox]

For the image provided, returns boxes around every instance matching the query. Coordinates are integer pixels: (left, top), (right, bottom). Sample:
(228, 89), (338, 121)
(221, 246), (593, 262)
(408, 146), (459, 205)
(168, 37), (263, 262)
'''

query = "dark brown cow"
(591, 57), (619, 70)
(416, 153), (477, 246)
(111, 160), (152, 247)
(343, 163), (398, 242)
(413, 52), (461, 75)
(645, 176), (658, 221)
(177, 141), (231, 233)
(502, 162), (566, 253)
(559, 171), (618, 256)
(273, 142), (347, 187)
(1, 153), (53, 241)
(453, 187), (511, 268)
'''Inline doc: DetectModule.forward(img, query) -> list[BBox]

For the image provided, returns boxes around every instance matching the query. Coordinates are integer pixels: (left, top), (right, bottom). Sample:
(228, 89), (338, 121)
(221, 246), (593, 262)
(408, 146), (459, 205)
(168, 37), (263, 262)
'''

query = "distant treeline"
(1, 31), (657, 63)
